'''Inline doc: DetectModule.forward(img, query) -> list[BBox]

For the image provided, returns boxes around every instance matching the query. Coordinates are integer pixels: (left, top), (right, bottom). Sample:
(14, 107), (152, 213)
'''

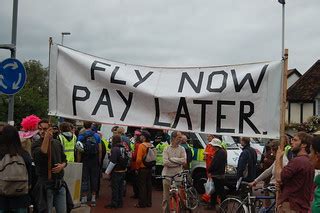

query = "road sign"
(0, 58), (26, 95)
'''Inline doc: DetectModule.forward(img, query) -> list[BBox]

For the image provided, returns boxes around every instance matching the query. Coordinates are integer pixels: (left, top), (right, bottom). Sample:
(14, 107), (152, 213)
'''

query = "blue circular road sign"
(0, 58), (27, 95)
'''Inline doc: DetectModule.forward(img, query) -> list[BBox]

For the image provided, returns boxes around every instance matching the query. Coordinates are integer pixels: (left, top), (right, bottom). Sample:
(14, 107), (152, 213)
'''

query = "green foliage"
(0, 60), (49, 126)
(286, 115), (320, 133)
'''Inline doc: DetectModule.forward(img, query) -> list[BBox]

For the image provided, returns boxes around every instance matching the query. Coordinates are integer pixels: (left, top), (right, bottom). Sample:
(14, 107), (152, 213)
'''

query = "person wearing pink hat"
(19, 115), (41, 155)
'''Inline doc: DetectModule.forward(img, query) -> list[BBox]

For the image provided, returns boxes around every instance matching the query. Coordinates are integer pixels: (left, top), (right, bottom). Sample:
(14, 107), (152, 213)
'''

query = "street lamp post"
(278, 0), (285, 58)
(61, 32), (71, 45)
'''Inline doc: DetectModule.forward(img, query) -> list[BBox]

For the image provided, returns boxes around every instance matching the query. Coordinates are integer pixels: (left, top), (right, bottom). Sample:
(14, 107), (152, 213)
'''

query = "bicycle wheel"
(184, 187), (199, 210)
(220, 197), (248, 213)
(170, 196), (180, 213)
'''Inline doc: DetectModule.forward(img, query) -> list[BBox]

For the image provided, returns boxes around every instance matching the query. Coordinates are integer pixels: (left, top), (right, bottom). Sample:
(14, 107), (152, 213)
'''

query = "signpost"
(0, 58), (26, 95)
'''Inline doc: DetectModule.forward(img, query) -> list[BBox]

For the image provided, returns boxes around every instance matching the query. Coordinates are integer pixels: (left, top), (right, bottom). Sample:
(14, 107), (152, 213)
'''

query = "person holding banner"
(31, 120), (70, 213)
(277, 132), (314, 213)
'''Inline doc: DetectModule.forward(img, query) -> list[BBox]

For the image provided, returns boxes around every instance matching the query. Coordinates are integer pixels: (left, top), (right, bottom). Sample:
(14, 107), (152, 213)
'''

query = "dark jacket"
(208, 148), (227, 177)
(32, 138), (67, 180)
(0, 151), (32, 209)
(237, 144), (257, 182)
(109, 144), (127, 172)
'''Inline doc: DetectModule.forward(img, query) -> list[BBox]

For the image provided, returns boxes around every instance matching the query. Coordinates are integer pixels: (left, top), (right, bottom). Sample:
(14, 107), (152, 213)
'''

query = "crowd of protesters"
(1, 116), (320, 212)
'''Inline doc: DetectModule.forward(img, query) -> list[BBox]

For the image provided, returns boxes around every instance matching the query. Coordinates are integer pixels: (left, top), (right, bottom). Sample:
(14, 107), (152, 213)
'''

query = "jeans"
(111, 172), (125, 207)
(82, 158), (99, 193)
(46, 186), (67, 213)
(0, 209), (27, 213)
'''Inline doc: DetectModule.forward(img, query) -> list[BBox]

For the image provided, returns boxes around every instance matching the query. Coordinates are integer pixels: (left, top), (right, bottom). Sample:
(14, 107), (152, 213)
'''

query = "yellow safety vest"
(156, 142), (169, 166)
(102, 138), (111, 154)
(129, 140), (135, 152)
(59, 134), (76, 162)
(197, 148), (205, 161)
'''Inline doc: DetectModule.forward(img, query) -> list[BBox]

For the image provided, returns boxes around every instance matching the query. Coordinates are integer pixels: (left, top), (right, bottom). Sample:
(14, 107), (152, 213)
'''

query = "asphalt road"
(91, 180), (213, 213)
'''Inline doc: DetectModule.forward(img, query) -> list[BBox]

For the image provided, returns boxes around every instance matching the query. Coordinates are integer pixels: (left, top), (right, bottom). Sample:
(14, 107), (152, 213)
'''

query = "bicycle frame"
(169, 180), (181, 212)
(245, 187), (276, 213)
(159, 170), (197, 213)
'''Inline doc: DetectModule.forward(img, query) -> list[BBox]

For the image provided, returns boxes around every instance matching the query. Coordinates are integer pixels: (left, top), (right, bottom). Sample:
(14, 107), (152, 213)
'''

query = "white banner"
(49, 44), (282, 138)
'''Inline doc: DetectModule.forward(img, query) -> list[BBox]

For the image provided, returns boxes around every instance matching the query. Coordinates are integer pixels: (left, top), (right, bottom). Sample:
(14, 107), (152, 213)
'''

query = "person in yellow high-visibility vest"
(58, 122), (77, 162)
(102, 137), (111, 155)
(155, 136), (169, 190)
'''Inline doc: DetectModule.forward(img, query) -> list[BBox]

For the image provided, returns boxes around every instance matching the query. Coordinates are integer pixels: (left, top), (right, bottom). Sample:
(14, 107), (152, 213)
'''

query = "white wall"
(290, 103), (301, 123)
(303, 103), (314, 122)
(288, 102), (315, 123)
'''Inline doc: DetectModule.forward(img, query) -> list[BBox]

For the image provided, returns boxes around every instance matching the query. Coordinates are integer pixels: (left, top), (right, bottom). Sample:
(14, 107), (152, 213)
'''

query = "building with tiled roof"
(287, 60), (320, 123)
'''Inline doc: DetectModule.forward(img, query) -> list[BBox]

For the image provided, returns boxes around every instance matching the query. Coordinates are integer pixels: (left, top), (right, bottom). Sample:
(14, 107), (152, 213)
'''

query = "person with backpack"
(0, 125), (32, 212)
(58, 122), (77, 163)
(135, 130), (155, 208)
(130, 130), (142, 199)
(77, 121), (102, 207)
(32, 120), (71, 213)
(104, 135), (128, 209)
(162, 131), (186, 211)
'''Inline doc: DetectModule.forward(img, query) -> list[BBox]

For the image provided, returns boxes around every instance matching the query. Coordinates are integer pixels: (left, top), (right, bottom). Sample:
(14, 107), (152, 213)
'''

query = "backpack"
(118, 147), (130, 168)
(142, 144), (157, 168)
(121, 142), (132, 166)
(82, 132), (99, 156)
(0, 154), (28, 196)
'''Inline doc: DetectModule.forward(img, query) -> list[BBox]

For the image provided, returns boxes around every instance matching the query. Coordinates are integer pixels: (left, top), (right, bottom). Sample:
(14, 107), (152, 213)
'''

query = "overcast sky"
(1, 0), (319, 73)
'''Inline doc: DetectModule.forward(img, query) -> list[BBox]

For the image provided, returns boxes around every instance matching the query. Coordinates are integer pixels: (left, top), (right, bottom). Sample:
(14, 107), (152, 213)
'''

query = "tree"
(0, 60), (49, 126)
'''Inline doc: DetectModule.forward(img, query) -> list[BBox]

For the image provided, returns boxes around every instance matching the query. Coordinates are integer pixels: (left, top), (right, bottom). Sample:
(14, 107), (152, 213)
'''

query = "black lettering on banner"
(116, 90), (133, 121)
(193, 100), (213, 131)
(133, 70), (153, 88)
(111, 66), (126, 85)
(90, 60), (110, 80)
(239, 101), (260, 134)
(178, 72), (204, 93)
(153, 98), (171, 127)
(172, 97), (192, 130)
(206, 71), (228, 92)
(92, 88), (114, 117)
(231, 64), (268, 93)
(216, 100), (235, 133)
(72, 86), (90, 116)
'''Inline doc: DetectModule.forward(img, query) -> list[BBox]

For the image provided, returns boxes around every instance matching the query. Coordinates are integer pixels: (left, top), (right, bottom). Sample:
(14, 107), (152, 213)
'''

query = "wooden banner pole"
(276, 48), (289, 208)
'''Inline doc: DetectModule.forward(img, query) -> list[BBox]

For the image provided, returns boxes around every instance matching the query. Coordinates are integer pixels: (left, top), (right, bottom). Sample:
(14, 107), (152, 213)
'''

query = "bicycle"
(220, 181), (276, 213)
(157, 170), (199, 213)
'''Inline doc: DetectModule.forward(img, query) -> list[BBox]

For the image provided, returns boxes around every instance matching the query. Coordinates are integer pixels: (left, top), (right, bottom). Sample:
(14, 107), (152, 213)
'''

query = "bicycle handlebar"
(156, 170), (190, 180)
(254, 185), (277, 193)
